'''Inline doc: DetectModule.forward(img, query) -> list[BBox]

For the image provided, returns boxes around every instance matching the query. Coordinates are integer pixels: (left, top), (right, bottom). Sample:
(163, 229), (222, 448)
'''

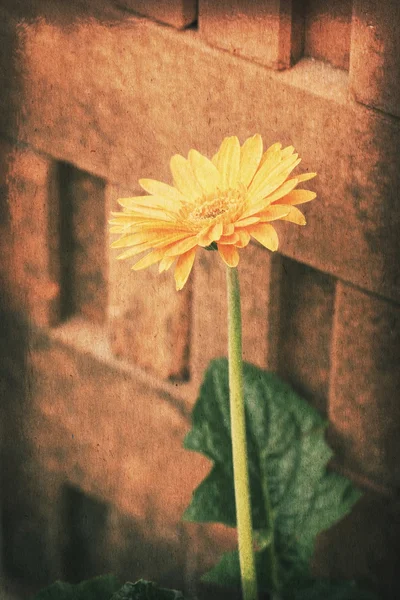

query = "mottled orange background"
(0, 1), (399, 599)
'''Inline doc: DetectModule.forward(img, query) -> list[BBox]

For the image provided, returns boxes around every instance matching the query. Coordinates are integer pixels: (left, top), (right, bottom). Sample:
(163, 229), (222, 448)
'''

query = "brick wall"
(0, 1), (399, 598)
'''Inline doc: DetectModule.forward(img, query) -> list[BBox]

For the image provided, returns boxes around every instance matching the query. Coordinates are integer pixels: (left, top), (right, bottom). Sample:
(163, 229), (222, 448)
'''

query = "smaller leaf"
(201, 551), (240, 589)
(285, 579), (379, 600)
(201, 548), (277, 595)
(31, 575), (120, 600)
(111, 580), (185, 600)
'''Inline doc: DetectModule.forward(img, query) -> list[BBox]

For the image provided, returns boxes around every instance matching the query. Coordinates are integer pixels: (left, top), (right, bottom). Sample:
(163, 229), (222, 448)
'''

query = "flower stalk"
(226, 266), (258, 600)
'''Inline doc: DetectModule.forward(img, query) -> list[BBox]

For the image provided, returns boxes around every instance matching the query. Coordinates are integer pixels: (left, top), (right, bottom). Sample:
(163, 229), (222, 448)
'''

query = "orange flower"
(110, 135), (316, 290)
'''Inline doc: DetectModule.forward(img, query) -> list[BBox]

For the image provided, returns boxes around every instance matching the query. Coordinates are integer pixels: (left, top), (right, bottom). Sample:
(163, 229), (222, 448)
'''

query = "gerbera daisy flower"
(110, 135), (316, 290)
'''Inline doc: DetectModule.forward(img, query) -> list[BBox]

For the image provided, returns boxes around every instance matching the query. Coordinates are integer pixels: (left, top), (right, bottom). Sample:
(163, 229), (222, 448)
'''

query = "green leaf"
(31, 574), (120, 600)
(110, 580), (185, 600)
(286, 579), (379, 600)
(32, 578), (185, 600)
(202, 562), (378, 600)
(200, 551), (240, 588)
(184, 359), (362, 592)
(201, 548), (277, 593)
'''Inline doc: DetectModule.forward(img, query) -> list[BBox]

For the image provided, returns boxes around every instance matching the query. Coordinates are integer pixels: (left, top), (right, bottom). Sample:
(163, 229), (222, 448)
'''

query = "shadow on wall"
(3, 0), (177, 27)
(0, 283), (45, 584)
(0, 7), (48, 588)
(0, 12), (58, 583)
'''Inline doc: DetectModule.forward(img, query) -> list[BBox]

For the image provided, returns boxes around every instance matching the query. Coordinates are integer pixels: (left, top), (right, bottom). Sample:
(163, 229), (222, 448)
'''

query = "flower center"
(187, 187), (246, 224)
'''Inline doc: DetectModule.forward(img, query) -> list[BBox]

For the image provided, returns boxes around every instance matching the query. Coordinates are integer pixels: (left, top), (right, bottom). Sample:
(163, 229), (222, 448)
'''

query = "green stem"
(226, 266), (258, 600)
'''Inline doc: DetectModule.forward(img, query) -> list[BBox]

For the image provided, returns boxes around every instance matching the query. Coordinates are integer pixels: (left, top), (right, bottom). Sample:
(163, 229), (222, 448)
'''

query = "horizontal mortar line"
(151, 21), (350, 105)
(318, 268), (400, 308)
(332, 276), (400, 308)
(0, 6), (349, 107)
(45, 316), (193, 420)
(355, 101), (400, 123)
(134, 18), (400, 124)
(278, 248), (400, 307)
(111, 3), (198, 31)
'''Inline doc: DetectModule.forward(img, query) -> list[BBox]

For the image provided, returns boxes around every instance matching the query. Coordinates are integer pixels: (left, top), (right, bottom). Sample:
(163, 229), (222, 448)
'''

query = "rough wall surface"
(0, 1), (399, 598)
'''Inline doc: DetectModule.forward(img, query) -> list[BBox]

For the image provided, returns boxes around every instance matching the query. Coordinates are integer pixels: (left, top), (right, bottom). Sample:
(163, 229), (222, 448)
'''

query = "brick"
(107, 184), (191, 381)
(0, 140), (59, 327)
(116, 0), (197, 29)
(191, 243), (270, 388)
(276, 257), (335, 415)
(199, 0), (303, 69)
(304, 0), (352, 70)
(313, 491), (400, 600)
(350, 0), (400, 118)
(329, 283), (400, 488)
(278, 103), (400, 305)
(26, 331), (211, 536)
(57, 164), (107, 324)
(1, 10), (399, 302)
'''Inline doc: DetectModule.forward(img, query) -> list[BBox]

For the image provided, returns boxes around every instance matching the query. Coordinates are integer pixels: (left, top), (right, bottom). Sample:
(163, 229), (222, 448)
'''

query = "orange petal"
(247, 223), (279, 251)
(110, 225), (131, 234)
(275, 189), (316, 206)
(248, 154), (299, 203)
(263, 142), (282, 156)
(174, 247), (196, 290)
(235, 216), (260, 228)
(223, 223), (235, 235)
(124, 222), (190, 234)
(119, 204), (175, 221)
(117, 243), (152, 260)
(235, 230), (251, 248)
(109, 214), (149, 226)
(170, 154), (203, 200)
(280, 206), (307, 225)
(217, 244), (240, 267)
(118, 194), (180, 214)
(151, 232), (195, 248)
(239, 134), (263, 187)
(267, 153), (300, 182)
(139, 179), (185, 204)
(258, 205), (291, 222)
(197, 222), (224, 247)
(188, 149), (221, 194)
(241, 172), (300, 219)
(131, 250), (164, 271)
(280, 145), (295, 160)
(262, 178), (299, 204)
(294, 172), (317, 183)
(111, 233), (146, 248)
(248, 149), (282, 200)
(112, 229), (189, 249)
(218, 232), (240, 245)
(215, 136), (240, 189)
(165, 236), (198, 257)
(257, 143), (282, 170)
(159, 255), (175, 273)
